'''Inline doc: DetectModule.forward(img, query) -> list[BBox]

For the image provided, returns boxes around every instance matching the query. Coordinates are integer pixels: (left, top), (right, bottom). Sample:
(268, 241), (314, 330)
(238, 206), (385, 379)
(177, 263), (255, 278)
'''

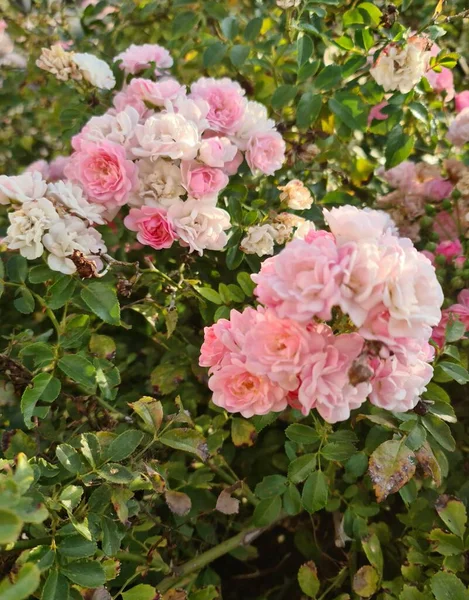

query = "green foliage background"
(0, 0), (469, 599)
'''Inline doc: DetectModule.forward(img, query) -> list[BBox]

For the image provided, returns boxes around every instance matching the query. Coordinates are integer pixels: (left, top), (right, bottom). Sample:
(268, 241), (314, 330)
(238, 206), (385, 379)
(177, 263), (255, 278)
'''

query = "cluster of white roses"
(1, 43), (286, 273)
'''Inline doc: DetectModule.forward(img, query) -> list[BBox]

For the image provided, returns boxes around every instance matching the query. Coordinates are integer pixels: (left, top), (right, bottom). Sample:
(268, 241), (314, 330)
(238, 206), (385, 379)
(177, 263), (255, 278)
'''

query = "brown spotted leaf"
(165, 490), (192, 516)
(231, 418), (256, 447)
(216, 482), (241, 515)
(368, 440), (416, 503)
(353, 565), (380, 597)
(415, 441), (442, 487)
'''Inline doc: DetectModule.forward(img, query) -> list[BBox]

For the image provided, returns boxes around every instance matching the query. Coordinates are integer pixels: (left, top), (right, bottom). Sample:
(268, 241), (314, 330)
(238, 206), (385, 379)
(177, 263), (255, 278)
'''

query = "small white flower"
(130, 158), (185, 208)
(72, 52), (116, 90)
(0, 171), (48, 205)
(278, 179), (314, 210)
(132, 112), (200, 161)
(47, 180), (106, 224)
(4, 198), (59, 259)
(168, 199), (231, 255)
(42, 215), (106, 274)
(240, 224), (278, 257)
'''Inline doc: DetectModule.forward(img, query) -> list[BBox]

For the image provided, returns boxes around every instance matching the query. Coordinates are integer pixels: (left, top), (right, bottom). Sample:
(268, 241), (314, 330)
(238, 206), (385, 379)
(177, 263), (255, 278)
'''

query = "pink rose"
(378, 161), (417, 190)
(180, 160), (229, 200)
(243, 310), (311, 391)
(435, 239), (463, 262)
(113, 78), (184, 117)
(447, 107), (469, 147)
(114, 44), (173, 75)
(252, 234), (348, 322)
(246, 131), (286, 176)
(421, 250), (435, 265)
(200, 319), (232, 370)
(124, 206), (176, 250)
(209, 357), (288, 418)
(423, 178), (453, 201)
(49, 156), (69, 181)
(298, 328), (370, 423)
(426, 67), (455, 102)
(65, 141), (137, 208)
(455, 91), (469, 114)
(324, 205), (397, 244)
(368, 101), (389, 125)
(222, 150), (244, 175)
(26, 160), (50, 179)
(190, 77), (247, 134)
(433, 210), (458, 240)
(198, 136), (238, 168)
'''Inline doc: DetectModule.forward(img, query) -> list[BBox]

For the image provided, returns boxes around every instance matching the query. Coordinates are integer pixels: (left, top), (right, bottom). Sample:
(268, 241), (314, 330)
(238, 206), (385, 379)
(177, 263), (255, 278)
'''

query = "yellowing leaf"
(369, 440), (416, 503)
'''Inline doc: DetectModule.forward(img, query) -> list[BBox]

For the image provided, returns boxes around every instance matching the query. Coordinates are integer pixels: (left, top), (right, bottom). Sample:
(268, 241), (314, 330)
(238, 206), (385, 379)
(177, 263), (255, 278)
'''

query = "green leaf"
(58, 355), (96, 391)
(244, 17), (262, 41)
(19, 342), (54, 369)
(46, 276), (76, 309)
(328, 97), (360, 130)
(271, 84), (298, 110)
(429, 529), (464, 555)
(296, 92), (322, 129)
(236, 272), (255, 296)
(283, 484), (302, 515)
(255, 475), (288, 499)
(58, 535), (97, 559)
(362, 533), (383, 577)
(285, 424), (319, 445)
(430, 572), (469, 600)
(81, 282), (120, 325)
(159, 428), (209, 462)
(302, 471), (328, 513)
(313, 65), (342, 91)
(438, 362), (469, 385)
(385, 125), (414, 168)
(405, 424), (427, 451)
(297, 35), (314, 67)
(400, 585), (427, 600)
(172, 11), (199, 36)
(56, 444), (87, 474)
(14, 287), (35, 314)
(129, 396), (163, 435)
(122, 584), (157, 600)
(298, 562), (320, 598)
(102, 516), (123, 556)
(41, 569), (69, 600)
(230, 45), (250, 68)
(7, 254), (28, 283)
(220, 15), (238, 39)
(21, 373), (60, 429)
(104, 430), (144, 462)
(422, 415), (456, 452)
(59, 485), (83, 511)
(321, 442), (356, 462)
(60, 560), (106, 588)
(436, 496), (467, 538)
(97, 463), (135, 484)
(0, 508), (22, 544)
(288, 454), (317, 484)
(29, 264), (55, 284)
(0, 563), (40, 600)
(203, 42), (227, 68)
(253, 496), (282, 527)
(196, 286), (223, 305)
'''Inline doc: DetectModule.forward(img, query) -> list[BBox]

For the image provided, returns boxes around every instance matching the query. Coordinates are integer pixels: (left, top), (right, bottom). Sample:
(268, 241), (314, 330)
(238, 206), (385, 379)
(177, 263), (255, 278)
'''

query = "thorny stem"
(157, 518), (283, 593)
(441, 8), (469, 22)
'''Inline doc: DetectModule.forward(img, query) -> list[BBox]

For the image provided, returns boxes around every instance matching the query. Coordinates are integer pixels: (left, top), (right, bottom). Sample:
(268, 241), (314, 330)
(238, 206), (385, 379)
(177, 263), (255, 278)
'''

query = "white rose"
(233, 101), (275, 151)
(4, 198), (59, 260)
(278, 179), (314, 210)
(324, 206), (397, 245)
(198, 136), (238, 168)
(0, 171), (48, 205)
(132, 113), (200, 161)
(47, 180), (106, 224)
(171, 96), (210, 133)
(76, 106), (139, 155)
(130, 158), (185, 208)
(168, 199), (231, 255)
(72, 52), (116, 90)
(240, 224), (277, 257)
(42, 215), (106, 274)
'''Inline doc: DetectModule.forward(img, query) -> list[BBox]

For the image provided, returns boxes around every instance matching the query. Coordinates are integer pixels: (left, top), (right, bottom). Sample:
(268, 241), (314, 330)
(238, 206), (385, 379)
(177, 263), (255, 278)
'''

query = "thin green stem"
(1, 536), (52, 552)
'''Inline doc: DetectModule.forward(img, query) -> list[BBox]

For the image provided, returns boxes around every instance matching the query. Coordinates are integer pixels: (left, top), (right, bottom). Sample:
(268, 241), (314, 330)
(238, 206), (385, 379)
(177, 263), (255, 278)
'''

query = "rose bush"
(1, 1), (469, 599)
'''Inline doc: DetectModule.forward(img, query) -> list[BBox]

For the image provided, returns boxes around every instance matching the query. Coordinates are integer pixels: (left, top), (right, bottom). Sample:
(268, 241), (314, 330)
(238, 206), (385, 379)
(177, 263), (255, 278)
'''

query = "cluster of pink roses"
(0, 44), (286, 273)
(200, 206), (443, 424)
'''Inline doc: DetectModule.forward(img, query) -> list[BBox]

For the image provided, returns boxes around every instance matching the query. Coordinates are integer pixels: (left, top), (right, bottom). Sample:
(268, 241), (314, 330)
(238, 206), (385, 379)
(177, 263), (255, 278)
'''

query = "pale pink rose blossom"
(432, 289), (469, 347)
(245, 131), (285, 176)
(435, 239), (463, 262)
(298, 328), (370, 423)
(124, 206), (176, 250)
(180, 160), (229, 201)
(113, 78), (184, 117)
(455, 91), (469, 114)
(433, 210), (459, 240)
(209, 358), (288, 418)
(65, 140), (137, 208)
(324, 205), (397, 244)
(49, 156), (69, 181)
(378, 160), (417, 190)
(26, 160), (50, 179)
(198, 136), (238, 168)
(222, 150), (244, 175)
(447, 107), (469, 147)
(114, 43), (173, 75)
(0, 171), (48, 205)
(421, 250), (435, 265)
(426, 67), (455, 101)
(190, 77), (247, 135)
(200, 318), (233, 369)
(368, 101), (389, 125)
(252, 234), (348, 322)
